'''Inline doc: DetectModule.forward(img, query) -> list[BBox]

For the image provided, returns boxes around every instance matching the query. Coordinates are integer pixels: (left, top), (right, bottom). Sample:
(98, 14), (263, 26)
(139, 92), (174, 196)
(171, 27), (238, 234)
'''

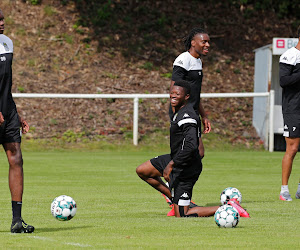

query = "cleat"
(280, 192), (292, 201)
(167, 205), (175, 217)
(227, 199), (250, 218)
(161, 193), (173, 207)
(11, 218), (34, 233)
(295, 192), (300, 199)
(189, 200), (199, 208)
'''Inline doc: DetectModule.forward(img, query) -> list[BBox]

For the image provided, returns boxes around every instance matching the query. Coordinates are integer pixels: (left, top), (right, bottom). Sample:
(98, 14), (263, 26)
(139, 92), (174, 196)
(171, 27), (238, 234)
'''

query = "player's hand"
(202, 116), (211, 134)
(163, 160), (174, 182)
(0, 112), (4, 126)
(19, 117), (30, 134)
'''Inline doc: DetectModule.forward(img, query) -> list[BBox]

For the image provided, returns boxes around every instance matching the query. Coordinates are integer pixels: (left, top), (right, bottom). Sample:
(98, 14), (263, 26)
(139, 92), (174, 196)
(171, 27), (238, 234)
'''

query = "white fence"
(13, 91), (275, 151)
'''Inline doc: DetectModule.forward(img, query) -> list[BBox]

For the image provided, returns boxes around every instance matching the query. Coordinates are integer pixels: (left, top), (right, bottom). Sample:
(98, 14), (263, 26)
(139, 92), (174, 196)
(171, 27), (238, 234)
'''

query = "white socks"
(281, 185), (289, 193)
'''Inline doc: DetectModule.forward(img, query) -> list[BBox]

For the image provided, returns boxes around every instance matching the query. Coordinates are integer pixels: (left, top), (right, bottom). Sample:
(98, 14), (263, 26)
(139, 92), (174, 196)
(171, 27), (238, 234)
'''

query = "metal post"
(133, 97), (139, 145)
(268, 90), (275, 152)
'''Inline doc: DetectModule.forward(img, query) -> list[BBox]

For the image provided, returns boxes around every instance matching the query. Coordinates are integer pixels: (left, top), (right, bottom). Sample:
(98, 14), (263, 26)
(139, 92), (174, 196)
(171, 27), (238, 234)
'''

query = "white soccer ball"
(214, 205), (240, 228)
(51, 195), (77, 221)
(220, 187), (242, 205)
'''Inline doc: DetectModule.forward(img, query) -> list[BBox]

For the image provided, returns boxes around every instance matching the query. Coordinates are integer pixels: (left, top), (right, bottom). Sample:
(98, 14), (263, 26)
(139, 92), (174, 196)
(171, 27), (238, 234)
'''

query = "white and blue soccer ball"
(214, 205), (240, 228)
(220, 187), (242, 205)
(51, 195), (77, 221)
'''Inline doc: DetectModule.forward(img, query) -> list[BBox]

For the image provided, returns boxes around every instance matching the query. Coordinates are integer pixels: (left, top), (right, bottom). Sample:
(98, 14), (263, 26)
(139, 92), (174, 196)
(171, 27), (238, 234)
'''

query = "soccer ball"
(220, 187), (242, 205)
(214, 205), (240, 228)
(51, 195), (77, 221)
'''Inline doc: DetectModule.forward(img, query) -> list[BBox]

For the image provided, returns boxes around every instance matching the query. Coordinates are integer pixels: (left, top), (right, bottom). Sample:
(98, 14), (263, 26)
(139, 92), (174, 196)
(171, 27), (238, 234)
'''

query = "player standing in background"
(0, 9), (34, 233)
(279, 25), (300, 202)
(162, 28), (211, 214)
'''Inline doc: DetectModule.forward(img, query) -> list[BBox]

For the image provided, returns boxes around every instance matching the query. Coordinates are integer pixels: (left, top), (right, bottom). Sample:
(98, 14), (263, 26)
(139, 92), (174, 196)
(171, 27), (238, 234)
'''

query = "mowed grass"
(0, 149), (300, 249)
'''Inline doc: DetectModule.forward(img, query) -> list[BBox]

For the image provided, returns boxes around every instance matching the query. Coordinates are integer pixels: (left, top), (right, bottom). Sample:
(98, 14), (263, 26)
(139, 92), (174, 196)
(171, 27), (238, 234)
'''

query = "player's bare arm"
(0, 111), (4, 126)
(19, 115), (29, 134)
(163, 160), (174, 182)
(199, 102), (211, 134)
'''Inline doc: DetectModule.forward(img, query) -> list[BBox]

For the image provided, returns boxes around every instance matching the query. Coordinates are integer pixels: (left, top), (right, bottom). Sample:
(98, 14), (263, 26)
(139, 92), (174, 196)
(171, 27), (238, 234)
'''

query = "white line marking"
(32, 236), (92, 248)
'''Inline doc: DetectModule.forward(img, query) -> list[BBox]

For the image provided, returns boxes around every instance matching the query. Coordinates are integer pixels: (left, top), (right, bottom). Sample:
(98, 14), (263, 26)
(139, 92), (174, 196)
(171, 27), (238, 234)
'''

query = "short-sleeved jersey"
(279, 46), (300, 114)
(172, 51), (203, 113)
(0, 34), (16, 117)
(170, 103), (200, 166)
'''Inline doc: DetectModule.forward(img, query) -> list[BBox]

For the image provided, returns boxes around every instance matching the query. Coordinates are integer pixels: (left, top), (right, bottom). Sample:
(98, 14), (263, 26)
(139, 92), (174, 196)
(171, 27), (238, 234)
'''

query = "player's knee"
(9, 155), (23, 169)
(136, 164), (149, 179)
(287, 145), (299, 156)
(136, 165), (144, 178)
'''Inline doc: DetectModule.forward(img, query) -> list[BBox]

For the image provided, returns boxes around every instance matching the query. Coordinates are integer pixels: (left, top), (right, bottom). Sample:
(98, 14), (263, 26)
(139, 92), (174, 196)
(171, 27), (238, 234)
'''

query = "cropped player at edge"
(136, 81), (249, 218)
(0, 9), (34, 233)
(279, 25), (300, 201)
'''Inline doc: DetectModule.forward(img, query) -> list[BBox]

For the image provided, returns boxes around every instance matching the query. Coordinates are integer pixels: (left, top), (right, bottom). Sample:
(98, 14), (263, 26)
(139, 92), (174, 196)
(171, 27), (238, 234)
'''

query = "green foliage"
(29, 0), (41, 5)
(140, 62), (154, 71)
(160, 73), (172, 79)
(92, 0), (113, 27)
(62, 129), (85, 142)
(17, 86), (25, 93)
(27, 59), (36, 67)
(233, 68), (241, 74)
(44, 5), (56, 16)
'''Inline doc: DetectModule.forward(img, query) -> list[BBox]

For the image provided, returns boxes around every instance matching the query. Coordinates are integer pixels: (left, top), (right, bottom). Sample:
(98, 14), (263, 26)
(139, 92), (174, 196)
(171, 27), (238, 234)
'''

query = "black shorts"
(150, 154), (202, 206)
(0, 109), (21, 144)
(283, 114), (300, 138)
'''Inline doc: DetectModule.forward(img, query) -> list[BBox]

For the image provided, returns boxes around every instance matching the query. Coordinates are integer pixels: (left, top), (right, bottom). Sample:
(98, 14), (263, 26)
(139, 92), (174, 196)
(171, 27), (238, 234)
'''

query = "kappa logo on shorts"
(293, 127), (297, 131)
(284, 124), (288, 130)
(183, 113), (190, 118)
(180, 192), (189, 198)
(0, 56), (6, 62)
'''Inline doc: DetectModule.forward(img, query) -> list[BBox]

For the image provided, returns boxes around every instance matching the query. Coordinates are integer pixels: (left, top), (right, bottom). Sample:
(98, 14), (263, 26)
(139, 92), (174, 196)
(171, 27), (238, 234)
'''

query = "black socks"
(12, 201), (22, 222)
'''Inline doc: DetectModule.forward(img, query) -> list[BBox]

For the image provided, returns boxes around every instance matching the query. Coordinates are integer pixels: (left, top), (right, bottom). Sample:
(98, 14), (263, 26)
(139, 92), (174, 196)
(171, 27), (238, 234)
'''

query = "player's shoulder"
(176, 104), (198, 127)
(173, 51), (189, 68)
(0, 34), (13, 54)
(173, 51), (199, 70)
(280, 47), (300, 66)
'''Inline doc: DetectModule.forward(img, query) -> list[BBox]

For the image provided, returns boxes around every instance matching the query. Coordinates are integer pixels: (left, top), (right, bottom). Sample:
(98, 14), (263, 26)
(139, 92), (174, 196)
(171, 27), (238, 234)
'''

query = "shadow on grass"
(36, 225), (92, 233)
(0, 225), (92, 234)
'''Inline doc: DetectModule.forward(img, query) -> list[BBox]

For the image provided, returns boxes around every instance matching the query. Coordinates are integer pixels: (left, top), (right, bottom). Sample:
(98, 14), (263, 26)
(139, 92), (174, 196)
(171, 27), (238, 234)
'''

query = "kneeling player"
(136, 80), (220, 217)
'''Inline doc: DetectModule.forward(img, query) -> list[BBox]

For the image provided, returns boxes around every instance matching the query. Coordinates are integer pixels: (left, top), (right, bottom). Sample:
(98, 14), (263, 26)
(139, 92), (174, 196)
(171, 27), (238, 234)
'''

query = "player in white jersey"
(279, 25), (300, 201)
(0, 9), (34, 233)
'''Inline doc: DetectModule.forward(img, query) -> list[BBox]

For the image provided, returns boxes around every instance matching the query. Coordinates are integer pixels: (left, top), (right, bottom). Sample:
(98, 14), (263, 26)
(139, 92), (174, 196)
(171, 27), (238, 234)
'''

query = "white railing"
(13, 91), (274, 151)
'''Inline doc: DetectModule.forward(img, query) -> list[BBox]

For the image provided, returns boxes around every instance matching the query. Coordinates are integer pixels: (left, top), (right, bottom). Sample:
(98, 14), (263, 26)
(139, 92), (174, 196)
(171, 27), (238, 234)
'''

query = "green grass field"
(0, 148), (300, 249)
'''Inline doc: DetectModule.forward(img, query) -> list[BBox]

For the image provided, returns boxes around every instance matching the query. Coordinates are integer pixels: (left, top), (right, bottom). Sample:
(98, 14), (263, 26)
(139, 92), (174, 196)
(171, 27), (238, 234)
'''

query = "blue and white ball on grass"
(51, 195), (77, 221)
(220, 187), (242, 205)
(214, 205), (240, 228)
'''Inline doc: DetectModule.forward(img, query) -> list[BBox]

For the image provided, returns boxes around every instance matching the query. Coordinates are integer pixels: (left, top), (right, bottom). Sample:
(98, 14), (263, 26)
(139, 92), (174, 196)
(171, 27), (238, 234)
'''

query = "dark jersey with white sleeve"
(172, 51), (203, 113)
(279, 47), (300, 115)
(170, 103), (200, 166)
(0, 34), (16, 118)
